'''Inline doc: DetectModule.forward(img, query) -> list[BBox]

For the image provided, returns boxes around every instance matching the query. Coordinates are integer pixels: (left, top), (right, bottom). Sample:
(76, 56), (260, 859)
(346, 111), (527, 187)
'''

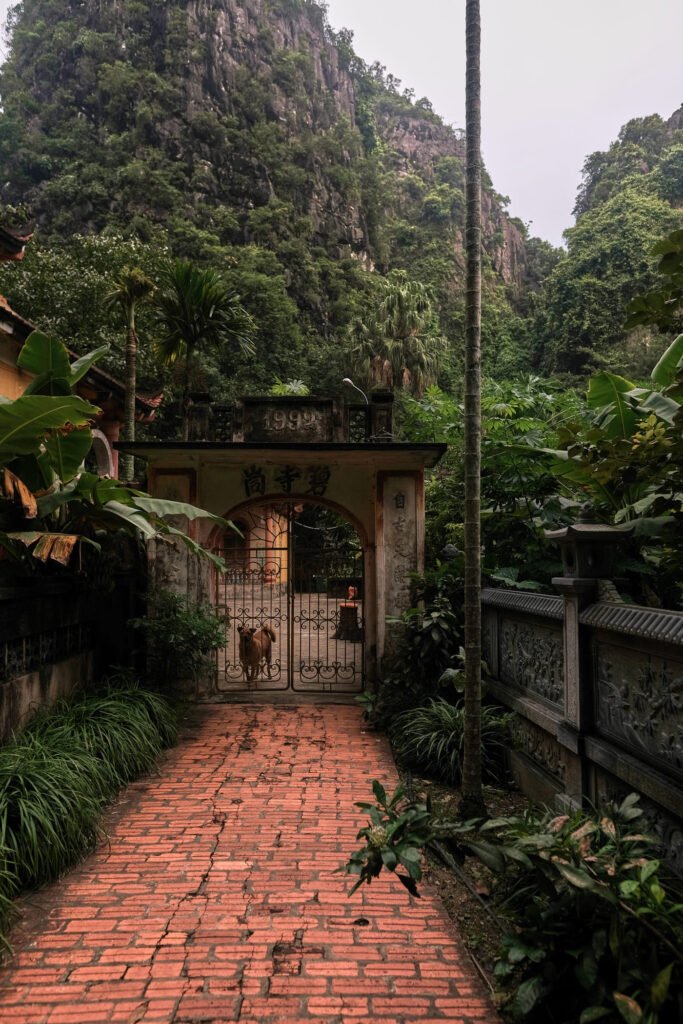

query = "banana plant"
(515, 335), (683, 518)
(0, 331), (230, 571)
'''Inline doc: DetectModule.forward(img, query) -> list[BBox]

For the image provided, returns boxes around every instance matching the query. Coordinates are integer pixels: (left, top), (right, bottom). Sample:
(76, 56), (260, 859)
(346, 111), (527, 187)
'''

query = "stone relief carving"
(596, 772), (683, 878)
(500, 618), (564, 705)
(482, 614), (495, 675)
(510, 717), (567, 782)
(384, 480), (416, 618)
(595, 642), (683, 776)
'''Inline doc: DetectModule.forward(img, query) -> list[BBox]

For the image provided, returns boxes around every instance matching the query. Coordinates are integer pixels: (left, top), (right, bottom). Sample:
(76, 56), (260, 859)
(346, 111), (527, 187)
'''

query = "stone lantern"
(545, 505), (632, 582)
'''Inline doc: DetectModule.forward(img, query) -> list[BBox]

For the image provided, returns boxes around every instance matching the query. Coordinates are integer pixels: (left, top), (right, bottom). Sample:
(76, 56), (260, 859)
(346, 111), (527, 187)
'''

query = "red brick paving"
(0, 705), (498, 1023)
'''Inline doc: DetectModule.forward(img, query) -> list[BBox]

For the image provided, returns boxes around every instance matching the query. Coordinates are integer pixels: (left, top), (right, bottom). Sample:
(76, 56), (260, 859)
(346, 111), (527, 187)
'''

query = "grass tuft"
(0, 683), (178, 950)
(390, 698), (510, 785)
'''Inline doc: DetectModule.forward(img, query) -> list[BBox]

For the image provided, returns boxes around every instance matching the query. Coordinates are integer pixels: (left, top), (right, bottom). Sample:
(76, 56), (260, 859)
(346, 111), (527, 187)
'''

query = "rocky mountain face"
(0, 0), (534, 390)
(667, 103), (683, 132)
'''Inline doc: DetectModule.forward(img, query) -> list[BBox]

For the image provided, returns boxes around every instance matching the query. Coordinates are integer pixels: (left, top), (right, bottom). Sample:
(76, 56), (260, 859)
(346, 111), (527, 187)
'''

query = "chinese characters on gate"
(390, 489), (412, 610)
(242, 464), (332, 498)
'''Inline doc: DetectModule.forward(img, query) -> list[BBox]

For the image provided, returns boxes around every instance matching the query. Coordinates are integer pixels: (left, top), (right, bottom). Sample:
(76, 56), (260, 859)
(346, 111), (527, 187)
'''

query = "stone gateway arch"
(121, 394), (445, 700)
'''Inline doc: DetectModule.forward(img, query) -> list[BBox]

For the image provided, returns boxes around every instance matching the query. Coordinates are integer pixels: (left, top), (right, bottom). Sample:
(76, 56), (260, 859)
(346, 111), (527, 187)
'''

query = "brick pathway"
(0, 705), (498, 1024)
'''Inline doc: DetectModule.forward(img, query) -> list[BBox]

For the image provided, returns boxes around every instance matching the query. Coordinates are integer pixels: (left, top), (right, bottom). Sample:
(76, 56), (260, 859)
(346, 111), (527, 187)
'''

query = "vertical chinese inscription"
(384, 476), (417, 618)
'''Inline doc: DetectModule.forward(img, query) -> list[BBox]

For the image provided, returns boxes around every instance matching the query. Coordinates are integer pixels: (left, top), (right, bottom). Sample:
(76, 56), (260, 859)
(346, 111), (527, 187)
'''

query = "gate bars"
(217, 503), (364, 694)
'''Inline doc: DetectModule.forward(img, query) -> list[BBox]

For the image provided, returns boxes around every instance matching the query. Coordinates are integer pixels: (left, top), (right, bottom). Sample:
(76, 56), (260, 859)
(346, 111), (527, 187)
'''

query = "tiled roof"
(0, 225), (32, 261)
(0, 293), (34, 334)
(0, 292), (162, 412)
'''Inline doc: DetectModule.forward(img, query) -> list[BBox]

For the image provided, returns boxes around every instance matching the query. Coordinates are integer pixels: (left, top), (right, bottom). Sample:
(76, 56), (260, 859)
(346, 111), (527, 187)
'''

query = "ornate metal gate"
(216, 504), (364, 694)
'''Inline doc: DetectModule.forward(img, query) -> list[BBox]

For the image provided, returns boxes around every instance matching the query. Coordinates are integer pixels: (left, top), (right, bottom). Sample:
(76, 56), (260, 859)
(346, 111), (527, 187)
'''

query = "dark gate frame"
(215, 500), (365, 695)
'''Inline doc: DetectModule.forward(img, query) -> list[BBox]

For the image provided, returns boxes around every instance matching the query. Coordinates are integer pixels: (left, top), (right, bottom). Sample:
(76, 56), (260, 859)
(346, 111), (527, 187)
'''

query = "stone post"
(545, 508), (630, 808)
(370, 390), (394, 440)
(187, 392), (212, 441)
(378, 472), (420, 669)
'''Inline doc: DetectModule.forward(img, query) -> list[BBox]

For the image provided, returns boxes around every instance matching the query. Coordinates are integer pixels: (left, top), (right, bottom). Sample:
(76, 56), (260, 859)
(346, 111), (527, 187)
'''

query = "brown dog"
(237, 625), (276, 681)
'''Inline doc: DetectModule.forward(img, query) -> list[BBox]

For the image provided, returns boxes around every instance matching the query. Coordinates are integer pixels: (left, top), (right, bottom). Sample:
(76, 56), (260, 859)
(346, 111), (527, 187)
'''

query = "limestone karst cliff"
(0, 0), (534, 390)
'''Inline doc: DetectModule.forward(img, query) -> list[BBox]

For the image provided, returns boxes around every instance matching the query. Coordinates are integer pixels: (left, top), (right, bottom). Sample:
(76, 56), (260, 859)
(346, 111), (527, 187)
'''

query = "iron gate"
(216, 504), (364, 694)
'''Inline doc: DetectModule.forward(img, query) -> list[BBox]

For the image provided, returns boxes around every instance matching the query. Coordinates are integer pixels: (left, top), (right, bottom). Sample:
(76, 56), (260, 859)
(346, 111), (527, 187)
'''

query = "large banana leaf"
(18, 331), (109, 393)
(651, 334), (683, 387)
(162, 524), (228, 572)
(17, 330), (71, 380)
(68, 345), (110, 385)
(0, 395), (99, 460)
(131, 495), (232, 527)
(35, 477), (80, 517)
(636, 390), (681, 425)
(44, 426), (93, 483)
(1, 468), (37, 518)
(586, 371), (638, 439)
(23, 374), (72, 397)
(99, 500), (158, 539)
(6, 531), (100, 564)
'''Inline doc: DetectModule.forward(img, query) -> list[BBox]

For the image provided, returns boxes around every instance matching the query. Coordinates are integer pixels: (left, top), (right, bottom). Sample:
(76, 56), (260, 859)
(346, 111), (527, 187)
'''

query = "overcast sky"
(325, 0), (683, 245)
(2, 1), (682, 245)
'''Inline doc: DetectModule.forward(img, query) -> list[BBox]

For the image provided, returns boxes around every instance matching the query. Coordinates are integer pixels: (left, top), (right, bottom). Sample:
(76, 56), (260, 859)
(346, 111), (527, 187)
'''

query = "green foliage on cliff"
(533, 111), (683, 376)
(0, 0), (530, 400)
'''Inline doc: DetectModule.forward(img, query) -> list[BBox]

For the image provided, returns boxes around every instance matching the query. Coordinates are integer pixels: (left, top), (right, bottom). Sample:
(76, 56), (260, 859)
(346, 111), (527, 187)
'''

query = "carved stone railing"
(483, 519), (683, 874)
(482, 589), (564, 712)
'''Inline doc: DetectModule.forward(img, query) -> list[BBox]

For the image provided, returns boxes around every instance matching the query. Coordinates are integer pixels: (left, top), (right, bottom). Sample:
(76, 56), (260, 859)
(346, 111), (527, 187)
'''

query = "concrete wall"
(0, 653), (94, 743)
(0, 574), (139, 742)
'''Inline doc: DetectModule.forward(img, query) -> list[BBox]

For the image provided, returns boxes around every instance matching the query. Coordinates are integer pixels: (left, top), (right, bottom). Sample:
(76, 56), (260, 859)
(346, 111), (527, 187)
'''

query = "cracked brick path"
(0, 705), (498, 1024)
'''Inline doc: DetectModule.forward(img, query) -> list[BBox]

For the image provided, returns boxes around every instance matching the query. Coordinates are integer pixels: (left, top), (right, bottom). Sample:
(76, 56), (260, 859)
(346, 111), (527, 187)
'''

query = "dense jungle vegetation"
(0, 2), (680, 392)
(0, 0), (535, 398)
(0, 0), (682, 607)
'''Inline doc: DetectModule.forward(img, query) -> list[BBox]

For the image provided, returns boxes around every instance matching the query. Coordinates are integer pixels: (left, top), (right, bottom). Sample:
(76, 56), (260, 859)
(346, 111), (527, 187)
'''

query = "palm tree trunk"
(461, 0), (486, 819)
(120, 311), (137, 481)
(181, 342), (193, 442)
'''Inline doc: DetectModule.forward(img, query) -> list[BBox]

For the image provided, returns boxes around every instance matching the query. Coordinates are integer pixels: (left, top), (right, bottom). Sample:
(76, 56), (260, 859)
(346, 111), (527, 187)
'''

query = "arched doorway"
(213, 501), (365, 695)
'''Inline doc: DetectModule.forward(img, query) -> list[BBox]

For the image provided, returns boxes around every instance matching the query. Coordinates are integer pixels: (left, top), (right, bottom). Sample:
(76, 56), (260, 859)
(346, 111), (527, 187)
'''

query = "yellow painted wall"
(196, 459), (376, 546)
(0, 336), (32, 398)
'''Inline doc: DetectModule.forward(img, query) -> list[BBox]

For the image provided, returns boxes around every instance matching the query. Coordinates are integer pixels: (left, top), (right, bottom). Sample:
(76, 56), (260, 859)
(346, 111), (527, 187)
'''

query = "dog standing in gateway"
(237, 625), (277, 681)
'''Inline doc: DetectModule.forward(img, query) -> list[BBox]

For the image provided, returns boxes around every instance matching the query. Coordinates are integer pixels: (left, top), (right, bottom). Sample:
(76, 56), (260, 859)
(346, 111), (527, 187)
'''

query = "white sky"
(325, 0), (683, 245)
(2, 1), (683, 245)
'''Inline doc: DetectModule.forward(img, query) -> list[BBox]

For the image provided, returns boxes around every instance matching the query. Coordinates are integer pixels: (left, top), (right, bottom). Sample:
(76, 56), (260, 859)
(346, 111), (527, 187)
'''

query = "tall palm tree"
(106, 266), (155, 481)
(348, 271), (445, 395)
(153, 260), (255, 440)
(461, 0), (486, 818)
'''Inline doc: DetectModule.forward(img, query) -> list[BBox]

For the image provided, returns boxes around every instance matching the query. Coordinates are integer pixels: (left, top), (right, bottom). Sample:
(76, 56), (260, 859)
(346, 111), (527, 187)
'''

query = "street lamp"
(342, 377), (369, 404)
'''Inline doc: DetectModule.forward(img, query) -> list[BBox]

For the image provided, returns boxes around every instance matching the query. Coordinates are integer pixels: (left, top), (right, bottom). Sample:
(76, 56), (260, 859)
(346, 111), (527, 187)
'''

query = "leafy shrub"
(491, 797), (683, 1024)
(26, 681), (178, 795)
(363, 561), (464, 728)
(390, 698), (511, 785)
(0, 683), (178, 949)
(131, 589), (226, 691)
(346, 788), (683, 1024)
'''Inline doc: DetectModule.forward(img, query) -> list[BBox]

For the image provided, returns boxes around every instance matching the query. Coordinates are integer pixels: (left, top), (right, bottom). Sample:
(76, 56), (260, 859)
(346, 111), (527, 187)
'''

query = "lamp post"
(342, 377), (369, 405)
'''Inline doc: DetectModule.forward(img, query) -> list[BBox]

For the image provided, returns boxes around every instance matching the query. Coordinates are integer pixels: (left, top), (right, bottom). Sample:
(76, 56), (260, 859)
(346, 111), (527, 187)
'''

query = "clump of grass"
(390, 698), (510, 785)
(28, 684), (178, 795)
(0, 735), (103, 887)
(0, 683), (178, 949)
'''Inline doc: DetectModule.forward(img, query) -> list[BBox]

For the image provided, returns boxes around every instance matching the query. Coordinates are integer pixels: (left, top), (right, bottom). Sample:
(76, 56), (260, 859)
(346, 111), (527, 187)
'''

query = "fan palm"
(349, 271), (445, 396)
(105, 267), (155, 480)
(153, 260), (255, 440)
